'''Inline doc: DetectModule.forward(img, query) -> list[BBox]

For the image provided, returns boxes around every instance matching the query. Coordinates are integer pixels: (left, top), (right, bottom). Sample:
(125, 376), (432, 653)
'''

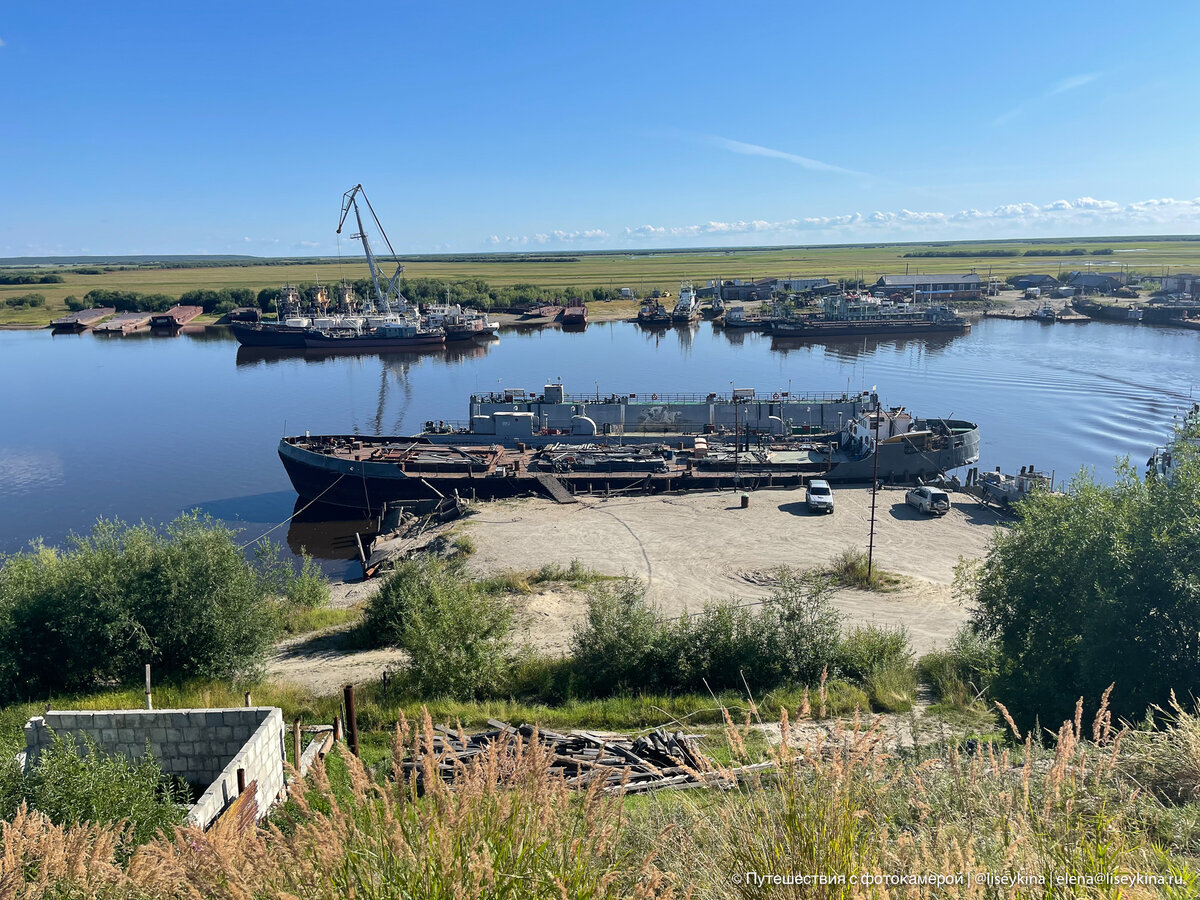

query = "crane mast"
(337, 184), (406, 315)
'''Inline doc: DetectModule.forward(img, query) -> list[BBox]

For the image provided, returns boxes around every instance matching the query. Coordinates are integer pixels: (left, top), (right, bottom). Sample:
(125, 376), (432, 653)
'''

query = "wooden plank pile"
(399, 719), (763, 795)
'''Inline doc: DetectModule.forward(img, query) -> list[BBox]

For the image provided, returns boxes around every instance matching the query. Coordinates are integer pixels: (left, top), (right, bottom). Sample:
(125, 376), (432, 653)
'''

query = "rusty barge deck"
(279, 436), (833, 511)
(49, 308), (115, 331)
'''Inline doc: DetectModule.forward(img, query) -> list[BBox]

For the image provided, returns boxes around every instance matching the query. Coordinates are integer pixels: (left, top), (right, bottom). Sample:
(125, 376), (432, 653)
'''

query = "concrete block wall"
(190, 707), (286, 828)
(23, 707), (286, 829)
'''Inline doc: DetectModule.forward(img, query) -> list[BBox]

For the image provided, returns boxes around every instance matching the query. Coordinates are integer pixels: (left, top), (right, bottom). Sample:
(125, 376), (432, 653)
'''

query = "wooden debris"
(397, 720), (758, 795)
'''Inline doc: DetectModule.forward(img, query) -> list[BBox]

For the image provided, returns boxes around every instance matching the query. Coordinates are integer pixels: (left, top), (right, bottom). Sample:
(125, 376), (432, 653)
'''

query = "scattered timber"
(398, 720), (772, 794)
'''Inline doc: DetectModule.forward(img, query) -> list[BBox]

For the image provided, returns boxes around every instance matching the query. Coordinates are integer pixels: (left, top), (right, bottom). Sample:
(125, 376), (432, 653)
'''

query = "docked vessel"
(303, 320), (445, 350)
(1148, 403), (1200, 481)
(1071, 297), (1143, 322)
(670, 282), (699, 322)
(279, 382), (980, 510)
(150, 305), (203, 328)
(637, 300), (672, 327)
(771, 295), (969, 338)
(562, 298), (588, 329)
(50, 307), (114, 331)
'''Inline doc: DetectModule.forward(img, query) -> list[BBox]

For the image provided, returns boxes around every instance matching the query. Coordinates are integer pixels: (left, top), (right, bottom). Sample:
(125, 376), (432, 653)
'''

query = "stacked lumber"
(399, 719), (765, 794)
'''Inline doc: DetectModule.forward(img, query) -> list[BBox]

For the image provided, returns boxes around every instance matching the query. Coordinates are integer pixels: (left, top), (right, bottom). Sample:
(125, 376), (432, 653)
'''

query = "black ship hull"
(231, 322), (309, 347)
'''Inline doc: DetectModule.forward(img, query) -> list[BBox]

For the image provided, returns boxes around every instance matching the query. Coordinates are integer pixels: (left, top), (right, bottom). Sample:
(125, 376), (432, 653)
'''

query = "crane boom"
(337, 184), (406, 313)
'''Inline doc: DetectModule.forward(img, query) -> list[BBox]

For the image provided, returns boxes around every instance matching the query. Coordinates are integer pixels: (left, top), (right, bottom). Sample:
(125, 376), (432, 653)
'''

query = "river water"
(2, 319), (1197, 576)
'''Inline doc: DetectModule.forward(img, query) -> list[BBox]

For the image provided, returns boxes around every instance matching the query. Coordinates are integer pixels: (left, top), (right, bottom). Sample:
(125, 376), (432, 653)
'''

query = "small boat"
(562, 298), (588, 329)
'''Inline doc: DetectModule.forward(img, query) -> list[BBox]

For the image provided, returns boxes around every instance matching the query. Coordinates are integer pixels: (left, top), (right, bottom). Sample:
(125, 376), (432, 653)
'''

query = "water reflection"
(234, 339), (493, 368)
(770, 330), (967, 360)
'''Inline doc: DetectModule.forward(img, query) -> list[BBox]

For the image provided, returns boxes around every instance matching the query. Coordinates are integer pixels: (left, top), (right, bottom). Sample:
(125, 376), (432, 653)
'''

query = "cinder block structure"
(21, 707), (286, 829)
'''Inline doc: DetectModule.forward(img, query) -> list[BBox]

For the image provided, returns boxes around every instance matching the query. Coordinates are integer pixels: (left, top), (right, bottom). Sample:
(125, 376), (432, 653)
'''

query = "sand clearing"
(463, 486), (1003, 654)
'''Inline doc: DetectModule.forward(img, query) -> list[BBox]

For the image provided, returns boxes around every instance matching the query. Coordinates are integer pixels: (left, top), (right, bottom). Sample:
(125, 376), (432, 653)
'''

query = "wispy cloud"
(706, 135), (867, 177)
(487, 195), (1200, 248)
(0, 37), (7, 48)
(992, 72), (1101, 126)
(1048, 72), (1099, 96)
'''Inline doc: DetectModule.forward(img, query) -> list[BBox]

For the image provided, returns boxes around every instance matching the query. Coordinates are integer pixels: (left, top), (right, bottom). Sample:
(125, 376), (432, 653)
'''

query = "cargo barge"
(150, 305), (204, 328)
(93, 312), (152, 334)
(50, 307), (114, 331)
(279, 383), (980, 510)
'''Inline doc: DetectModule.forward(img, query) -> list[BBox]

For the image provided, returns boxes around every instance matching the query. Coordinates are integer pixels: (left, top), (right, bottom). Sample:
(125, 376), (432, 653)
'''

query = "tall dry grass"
(3, 697), (1200, 899)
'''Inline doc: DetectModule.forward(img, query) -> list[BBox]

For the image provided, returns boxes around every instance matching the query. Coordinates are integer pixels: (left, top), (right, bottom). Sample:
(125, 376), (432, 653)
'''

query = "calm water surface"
(2, 319), (1198, 576)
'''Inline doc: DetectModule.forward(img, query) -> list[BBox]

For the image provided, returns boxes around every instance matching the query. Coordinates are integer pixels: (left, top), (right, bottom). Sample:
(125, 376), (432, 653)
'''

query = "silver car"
(806, 479), (834, 513)
(906, 485), (950, 516)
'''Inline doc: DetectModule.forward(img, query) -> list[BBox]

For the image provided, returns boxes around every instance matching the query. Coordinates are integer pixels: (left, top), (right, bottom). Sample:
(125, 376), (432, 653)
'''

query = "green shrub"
(452, 534), (476, 556)
(3, 293), (45, 308)
(363, 556), (513, 699)
(917, 625), (998, 708)
(824, 547), (902, 590)
(63, 294), (84, 311)
(835, 623), (913, 681)
(572, 569), (842, 697)
(0, 515), (280, 700)
(7, 732), (187, 855)
(865, 661), (918, 712)
(570, 579), (670, 695)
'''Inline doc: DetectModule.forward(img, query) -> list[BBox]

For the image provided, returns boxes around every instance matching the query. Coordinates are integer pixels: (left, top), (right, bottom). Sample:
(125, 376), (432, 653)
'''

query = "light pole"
(868, 403), (881, 579)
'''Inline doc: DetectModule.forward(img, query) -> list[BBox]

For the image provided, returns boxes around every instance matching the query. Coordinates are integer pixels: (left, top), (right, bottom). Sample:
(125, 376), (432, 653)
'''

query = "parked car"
(905, 485), (950, 515)
(806, 479), (834, 513)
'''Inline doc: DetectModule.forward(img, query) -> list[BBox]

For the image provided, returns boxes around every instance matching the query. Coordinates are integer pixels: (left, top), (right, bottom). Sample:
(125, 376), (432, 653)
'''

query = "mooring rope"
(237, 473), (349, 550)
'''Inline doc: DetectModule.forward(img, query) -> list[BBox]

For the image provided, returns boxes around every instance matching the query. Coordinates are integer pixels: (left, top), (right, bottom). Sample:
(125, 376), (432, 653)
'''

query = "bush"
(4, 732), (187, 854)
(917, 625), (999, 708)
(3, 293), (45, 308)
(835, 623), (913, 681)
(64, 295), (85, 311)
(823, 547), (900, 590)
(363, 556), (513, 699)
(0, 515), (281, 700)
(570, 579), (677, 696)
(864, 662), (918, 712)
(572, 569), (843, 697)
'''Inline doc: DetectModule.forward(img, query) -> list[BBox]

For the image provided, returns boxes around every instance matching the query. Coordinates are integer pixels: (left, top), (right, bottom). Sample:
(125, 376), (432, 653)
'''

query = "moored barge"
(279, 383), (980, 510)
(50, 307), (114, 331)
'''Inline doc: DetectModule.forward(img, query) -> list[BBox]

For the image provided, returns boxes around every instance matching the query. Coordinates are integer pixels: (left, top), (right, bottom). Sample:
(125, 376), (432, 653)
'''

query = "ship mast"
(338, 184), (407, 314)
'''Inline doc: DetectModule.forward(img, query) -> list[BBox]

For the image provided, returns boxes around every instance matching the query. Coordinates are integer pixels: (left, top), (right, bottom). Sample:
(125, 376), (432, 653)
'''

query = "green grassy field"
(3, 236), (1198, 326)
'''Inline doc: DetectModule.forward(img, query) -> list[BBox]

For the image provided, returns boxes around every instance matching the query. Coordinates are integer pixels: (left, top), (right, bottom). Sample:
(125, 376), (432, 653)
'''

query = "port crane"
(337, 184), (407, 315)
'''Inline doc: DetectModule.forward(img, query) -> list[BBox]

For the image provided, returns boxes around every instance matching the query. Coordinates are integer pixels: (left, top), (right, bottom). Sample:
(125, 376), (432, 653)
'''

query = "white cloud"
(706, 136), (867, 177)
(1049, 72), (1099, 96)
(298, 240), (320, 248)
(489, 196), (1200, 248)
(0, 37), (6, 48)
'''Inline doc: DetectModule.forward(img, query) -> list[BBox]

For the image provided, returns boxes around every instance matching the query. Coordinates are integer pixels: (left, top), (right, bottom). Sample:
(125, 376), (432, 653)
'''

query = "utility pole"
(867, 400), (881, 578)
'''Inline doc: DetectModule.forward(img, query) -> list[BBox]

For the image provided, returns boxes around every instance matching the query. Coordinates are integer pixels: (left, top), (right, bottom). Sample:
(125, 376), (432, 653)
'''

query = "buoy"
(651, 393), (658, 400)
(772, 392), (780, 400)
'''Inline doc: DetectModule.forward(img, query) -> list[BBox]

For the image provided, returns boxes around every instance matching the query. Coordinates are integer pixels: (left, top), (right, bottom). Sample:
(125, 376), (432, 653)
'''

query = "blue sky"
(2, 1), (1198, 256)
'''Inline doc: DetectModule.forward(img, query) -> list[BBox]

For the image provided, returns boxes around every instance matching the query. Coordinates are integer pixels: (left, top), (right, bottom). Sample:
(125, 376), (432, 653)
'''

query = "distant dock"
(49, 307), (115, 331)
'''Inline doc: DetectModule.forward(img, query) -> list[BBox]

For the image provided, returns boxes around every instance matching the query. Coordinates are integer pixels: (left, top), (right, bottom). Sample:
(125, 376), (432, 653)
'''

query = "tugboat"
(671, 281), (699, 323)
(637, 299), (672, 327)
